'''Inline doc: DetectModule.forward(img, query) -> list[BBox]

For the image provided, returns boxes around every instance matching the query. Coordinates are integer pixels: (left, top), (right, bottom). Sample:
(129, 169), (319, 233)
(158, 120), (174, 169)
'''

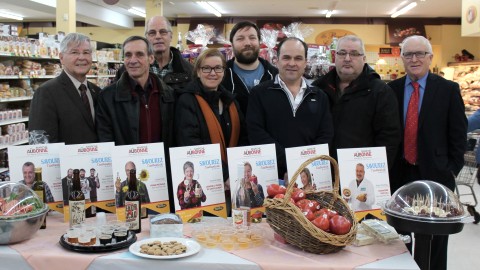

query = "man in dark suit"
(388, 35), (467, 270)
(29, 33), (100, 144)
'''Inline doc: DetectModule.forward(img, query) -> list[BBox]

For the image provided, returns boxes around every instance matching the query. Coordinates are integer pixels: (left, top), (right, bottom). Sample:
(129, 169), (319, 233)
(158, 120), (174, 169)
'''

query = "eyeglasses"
(146, 29), (171, 37)
(402, 51), (430, 60)
(201, 66), (225, 74)
(336, 50), (364, 58)
(66, 51), (92, 57)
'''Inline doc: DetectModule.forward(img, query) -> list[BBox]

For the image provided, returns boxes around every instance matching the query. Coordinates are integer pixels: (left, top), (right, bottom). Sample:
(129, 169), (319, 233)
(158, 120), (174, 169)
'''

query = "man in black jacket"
(247, 38), (333, 179)
(97, 36), (175, 212)
(97, 35), (174, 147)
(115, 16), (192, 92)
(221, 21), (278, 115)
(312, 35), (401, 169)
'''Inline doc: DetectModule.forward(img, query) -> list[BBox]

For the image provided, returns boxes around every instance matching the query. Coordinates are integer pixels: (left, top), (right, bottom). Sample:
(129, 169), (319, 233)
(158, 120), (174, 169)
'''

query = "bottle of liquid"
(176, 32), (183, 52)
(69, 169), (85, 227)
(33, 167), (46, 229)
(125, 169), (141, 233)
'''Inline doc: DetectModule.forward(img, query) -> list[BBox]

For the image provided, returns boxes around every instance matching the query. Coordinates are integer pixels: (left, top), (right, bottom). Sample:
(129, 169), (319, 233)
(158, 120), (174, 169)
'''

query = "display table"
(3, 212), (419, 270)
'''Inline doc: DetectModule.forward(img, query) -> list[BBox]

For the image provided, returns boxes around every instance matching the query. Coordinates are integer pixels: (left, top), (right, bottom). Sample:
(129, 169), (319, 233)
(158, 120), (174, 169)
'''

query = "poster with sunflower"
(169, 143), (227, 223)
(59, 142), (115, 222)
(111, 143), (169, 221)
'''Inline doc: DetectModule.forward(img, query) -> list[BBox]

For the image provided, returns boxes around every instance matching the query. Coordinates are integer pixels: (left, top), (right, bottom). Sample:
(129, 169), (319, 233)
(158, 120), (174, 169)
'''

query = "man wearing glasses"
(247, 38), (333, 179)
(312, 35), (400, 169)
(29, 33), (100, 144)
(115, 16), (192, 92)
(388, 35), (466, 270)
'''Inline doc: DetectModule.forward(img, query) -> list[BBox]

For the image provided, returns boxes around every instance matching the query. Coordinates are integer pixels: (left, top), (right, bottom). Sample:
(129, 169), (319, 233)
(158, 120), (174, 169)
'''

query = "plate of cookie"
(129, 237), (201, 259)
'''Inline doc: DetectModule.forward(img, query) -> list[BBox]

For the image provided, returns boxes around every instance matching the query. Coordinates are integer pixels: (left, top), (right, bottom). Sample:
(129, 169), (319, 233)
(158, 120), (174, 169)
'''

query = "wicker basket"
(264, 155), (357, 254)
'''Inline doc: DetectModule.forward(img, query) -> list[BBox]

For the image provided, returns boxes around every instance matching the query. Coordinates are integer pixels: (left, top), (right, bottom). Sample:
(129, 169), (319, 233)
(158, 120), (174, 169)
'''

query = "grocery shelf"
(0, 75), (57, 80)
(0, 97), (33, 103)
(0, 117), (29, 126)
(0, 139), (29, 150)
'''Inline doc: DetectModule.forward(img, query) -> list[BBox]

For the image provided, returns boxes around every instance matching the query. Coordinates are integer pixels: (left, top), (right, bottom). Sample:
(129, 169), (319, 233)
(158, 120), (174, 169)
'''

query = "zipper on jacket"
(276, 86), (312, 117)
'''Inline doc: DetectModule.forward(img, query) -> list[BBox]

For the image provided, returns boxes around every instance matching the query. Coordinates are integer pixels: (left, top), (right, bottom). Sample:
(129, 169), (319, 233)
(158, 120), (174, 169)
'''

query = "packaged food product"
(361, 219), (399, 244)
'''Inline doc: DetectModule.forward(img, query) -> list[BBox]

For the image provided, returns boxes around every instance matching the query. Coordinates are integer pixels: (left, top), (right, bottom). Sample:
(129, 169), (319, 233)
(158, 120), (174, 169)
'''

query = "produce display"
(266, 184), (352, 235)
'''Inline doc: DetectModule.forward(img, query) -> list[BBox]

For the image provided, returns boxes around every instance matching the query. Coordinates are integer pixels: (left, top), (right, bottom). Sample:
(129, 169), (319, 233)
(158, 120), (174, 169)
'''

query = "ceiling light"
(326, 10), (334, 18)
(391, 2), (418, 18)
(30, 0), (56, 7)
(196, 1), (222, 17)
(128, 7), (146, 18)
(0, 10), (23, 21)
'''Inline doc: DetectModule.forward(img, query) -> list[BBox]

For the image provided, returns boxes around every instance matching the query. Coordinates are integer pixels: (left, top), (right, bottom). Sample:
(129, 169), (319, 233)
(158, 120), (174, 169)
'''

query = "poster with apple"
(285, 144), (332, 192)
(8, 143), (64, 213)
(59, 142), (115, 222)
(227, 144), (278, 221)
(111, 143), (170, 222)
(169, 144), (226, 223)
(337, 147), (391, 221)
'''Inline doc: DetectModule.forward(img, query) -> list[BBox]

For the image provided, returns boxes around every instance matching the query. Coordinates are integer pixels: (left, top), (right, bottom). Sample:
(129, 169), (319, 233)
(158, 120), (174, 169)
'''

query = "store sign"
(379, 48), (392, 55)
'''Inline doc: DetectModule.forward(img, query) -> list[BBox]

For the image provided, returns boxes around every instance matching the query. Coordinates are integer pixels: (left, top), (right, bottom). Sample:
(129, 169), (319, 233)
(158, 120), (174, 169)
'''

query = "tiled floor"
(448, 180), (480, 270)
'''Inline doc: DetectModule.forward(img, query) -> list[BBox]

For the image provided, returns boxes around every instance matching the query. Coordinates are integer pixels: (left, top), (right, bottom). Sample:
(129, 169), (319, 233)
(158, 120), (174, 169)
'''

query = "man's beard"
(235, 48), (259, 65)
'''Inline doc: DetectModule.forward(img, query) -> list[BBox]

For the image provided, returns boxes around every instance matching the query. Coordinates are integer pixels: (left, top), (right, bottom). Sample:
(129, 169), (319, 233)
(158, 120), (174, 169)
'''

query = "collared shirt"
(129, 76), (154, 103)
(403, 73), (428, 124)
(150, 51), (174, 79)
(64, 71), (94, 119)
(19, 180), (55, 203)
(278, 75), (308, 111)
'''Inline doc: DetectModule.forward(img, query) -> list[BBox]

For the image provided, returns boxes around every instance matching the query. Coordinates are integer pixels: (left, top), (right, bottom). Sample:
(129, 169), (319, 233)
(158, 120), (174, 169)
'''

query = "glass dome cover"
(0, 182), (47, 220)
(384, 180), (465, 223)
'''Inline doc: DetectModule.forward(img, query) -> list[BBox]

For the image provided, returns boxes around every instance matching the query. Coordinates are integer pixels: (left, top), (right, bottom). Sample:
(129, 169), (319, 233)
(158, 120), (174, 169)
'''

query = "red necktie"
(404, 81), (419, 164)
(79, 84), (93, 121)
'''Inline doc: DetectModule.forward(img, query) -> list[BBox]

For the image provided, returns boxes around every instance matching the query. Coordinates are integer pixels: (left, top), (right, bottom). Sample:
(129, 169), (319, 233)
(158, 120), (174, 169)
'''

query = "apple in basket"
(329, 215), (352, 235)
(267, 184), (286, 198)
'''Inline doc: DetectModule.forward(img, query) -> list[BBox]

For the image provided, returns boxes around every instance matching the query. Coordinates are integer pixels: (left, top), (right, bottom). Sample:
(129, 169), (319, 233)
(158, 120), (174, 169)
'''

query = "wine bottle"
(69, 169), (85, 227)
(125, 169), (141, 233)
(33, 167), (46, 229)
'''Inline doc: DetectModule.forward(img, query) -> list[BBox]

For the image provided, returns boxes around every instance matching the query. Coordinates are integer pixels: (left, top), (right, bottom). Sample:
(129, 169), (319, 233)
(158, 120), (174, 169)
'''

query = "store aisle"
(448, 181), (480, 270)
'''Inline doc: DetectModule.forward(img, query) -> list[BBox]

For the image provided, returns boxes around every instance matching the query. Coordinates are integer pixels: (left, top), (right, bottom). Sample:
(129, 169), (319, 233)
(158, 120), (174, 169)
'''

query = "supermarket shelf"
(0, 75), (57, 79)
(0, 139), (29, 150)
(0, 52), (59, 60)
(0, 117), (29, 126)
(0, 96), (33, 103)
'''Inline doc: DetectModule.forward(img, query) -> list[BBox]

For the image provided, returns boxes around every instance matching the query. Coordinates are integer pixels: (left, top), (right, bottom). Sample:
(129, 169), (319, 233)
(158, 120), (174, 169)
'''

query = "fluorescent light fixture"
(0, 10), (23, 21)
(326, 10), (334, 18)
(196, 1), (222, 17)
(30, 0), (56, 8)
(391, 2), (418, 18)
(128, 7), (146, 18)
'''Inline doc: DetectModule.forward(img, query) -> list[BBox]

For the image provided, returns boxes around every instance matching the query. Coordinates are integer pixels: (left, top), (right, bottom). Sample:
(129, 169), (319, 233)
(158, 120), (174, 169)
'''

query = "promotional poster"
(59, 142), (115, 222)
(169, 144), (226, 223)
(337, 147), (391, 221)
(227, 144), (278, 220)
(111, 143), (170, 221)
(8, 143), (64, 213)
(285, 144), (332, 192)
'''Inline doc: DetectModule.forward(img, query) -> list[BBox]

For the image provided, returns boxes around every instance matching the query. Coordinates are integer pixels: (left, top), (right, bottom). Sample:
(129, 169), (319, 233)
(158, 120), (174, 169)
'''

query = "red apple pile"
(267, 184), (352, 235)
